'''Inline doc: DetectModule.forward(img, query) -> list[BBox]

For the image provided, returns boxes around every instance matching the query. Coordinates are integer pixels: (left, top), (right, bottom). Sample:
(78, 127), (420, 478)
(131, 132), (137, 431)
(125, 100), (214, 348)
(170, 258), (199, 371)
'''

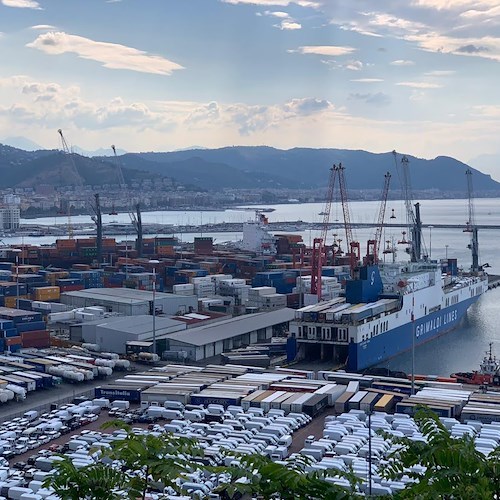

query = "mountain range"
(1, 142), (499, 195)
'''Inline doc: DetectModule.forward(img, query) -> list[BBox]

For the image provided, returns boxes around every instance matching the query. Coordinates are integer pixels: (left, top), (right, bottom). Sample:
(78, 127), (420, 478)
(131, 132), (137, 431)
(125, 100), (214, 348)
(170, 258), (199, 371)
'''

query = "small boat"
(451, 343), (500, 386)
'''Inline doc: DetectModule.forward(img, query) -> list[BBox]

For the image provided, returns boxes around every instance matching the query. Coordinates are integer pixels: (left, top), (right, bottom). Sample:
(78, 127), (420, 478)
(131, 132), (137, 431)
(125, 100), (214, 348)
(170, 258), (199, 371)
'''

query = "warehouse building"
(163, 307), (295, 361)
(74, 315), (187, 354)
(60, 288), (197, 316)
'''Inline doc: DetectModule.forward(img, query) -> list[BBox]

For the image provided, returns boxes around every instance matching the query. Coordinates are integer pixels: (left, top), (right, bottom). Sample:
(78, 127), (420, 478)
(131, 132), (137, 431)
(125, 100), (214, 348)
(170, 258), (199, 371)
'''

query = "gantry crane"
(89, 193), (103, 265)
(111, 145), (143, 258)
(57, 129), (80, 239)
(336, 163), (360, 269)
(366, 172), (391, 265)
(311, 164), (336, 299)
(464, 168), (479, 273)
(393, 151), (423, 262)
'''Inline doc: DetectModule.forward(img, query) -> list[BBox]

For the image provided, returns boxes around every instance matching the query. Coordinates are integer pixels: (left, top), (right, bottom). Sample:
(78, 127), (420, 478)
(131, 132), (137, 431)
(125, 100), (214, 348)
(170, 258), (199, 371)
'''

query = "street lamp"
(428, 226), (434, 259)
(149, 259), (160, 356)
(367, 410), (373, 496)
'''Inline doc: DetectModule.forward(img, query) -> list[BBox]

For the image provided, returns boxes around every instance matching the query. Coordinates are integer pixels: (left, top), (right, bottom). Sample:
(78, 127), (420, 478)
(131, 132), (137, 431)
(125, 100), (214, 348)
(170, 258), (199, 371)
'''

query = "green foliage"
(382, 406), (500, 499)
(214, 453), (358, 499)
(42, 458), (128, 500)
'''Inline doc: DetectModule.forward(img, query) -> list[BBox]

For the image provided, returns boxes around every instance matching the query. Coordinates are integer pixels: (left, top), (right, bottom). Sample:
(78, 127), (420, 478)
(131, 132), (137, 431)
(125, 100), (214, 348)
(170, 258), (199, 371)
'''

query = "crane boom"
(57, 129), (77, 239)
(336, 163), (360, 269)
(111, 145), (143, 257)
(311, 164), (336, 299)
(375, 172), (391, 257)
(366, 172), (391, 264)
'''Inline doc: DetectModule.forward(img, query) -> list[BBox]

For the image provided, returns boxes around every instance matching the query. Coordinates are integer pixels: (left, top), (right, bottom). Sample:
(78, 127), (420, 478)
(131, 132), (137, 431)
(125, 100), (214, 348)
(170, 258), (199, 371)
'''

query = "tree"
(214, 453), (359, 499)
(43, 459), (128, 500)
(101, 421), (203, 499)
(383, 406), (500, 499)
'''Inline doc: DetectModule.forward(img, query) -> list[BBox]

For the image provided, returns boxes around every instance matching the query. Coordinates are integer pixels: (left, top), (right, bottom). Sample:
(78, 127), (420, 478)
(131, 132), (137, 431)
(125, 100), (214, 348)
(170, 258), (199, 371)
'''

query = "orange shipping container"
(4, 296), (28, 308)
(33, 286), (60, 301)
(5, 336), (22, 346)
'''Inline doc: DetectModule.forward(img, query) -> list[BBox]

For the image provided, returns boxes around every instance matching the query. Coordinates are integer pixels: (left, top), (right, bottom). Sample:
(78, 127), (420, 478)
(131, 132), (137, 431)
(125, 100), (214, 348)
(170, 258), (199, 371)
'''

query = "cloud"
(1, 0), (41, 8)
(424, 70), (455, 76)
(262, 9), (302, 29)
(471, 105), (500, 117)
(349, 92), (392, 106)
(350, 78), (384, 83)
(221, 0), (320, 7)
(186, 102), (220, 124)
(279, 20), (301, 29)
(390, 59), (415, 66)
(26, 32), (184, 75)
(344, 60), (363, 71)
(456, 44), (489, 53)
(406, 32), (500, 61)
(30, 25), (56, 30)
(283, 97), (333, 115)
(295, 45), (356, 56)
(263, 10), (288, 18)
(396, 81), (443, 88)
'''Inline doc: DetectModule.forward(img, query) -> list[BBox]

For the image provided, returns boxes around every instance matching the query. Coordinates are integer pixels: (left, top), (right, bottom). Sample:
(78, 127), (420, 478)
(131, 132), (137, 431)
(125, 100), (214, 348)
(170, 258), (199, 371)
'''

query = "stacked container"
(69, 269), (104, 288)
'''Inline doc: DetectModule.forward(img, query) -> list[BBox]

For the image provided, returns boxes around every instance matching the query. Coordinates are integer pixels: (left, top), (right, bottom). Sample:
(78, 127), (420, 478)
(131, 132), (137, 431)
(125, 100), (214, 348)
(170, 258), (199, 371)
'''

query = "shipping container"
(94, 385), (143, 403)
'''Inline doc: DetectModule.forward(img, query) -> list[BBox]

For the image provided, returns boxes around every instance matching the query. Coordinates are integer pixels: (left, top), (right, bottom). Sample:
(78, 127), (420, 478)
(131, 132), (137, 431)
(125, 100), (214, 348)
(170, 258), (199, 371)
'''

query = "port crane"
(57, 129), (80, 239)
(464, 168), (480, 273)
(111, 145), (144, 258)
(336, 163), (360, 270)
(393, 151), (423, 262)
(311, 164), (336, 299)
(366, 172), (391, 265)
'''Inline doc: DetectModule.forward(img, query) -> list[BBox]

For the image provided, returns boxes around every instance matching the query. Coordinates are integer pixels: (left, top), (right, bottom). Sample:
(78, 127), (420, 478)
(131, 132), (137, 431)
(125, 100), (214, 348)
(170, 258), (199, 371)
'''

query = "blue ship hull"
(347, 295), (481, 372)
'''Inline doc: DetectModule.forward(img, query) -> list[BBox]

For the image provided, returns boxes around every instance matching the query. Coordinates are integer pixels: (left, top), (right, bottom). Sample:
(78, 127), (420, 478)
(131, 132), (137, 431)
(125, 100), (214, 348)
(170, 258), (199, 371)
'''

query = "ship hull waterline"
(347, 295), (481, 372)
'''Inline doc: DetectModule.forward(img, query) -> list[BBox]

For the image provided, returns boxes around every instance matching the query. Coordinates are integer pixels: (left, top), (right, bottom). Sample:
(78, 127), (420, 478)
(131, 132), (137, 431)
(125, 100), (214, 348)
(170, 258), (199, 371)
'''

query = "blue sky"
(0, 0), (499, 177)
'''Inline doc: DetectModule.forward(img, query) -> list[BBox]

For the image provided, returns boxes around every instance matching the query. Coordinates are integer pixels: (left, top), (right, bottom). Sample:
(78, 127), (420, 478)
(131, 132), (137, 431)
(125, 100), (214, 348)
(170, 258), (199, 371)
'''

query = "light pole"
(411, 289), (416, 395)
(149, 259), (160, 356)
(368, 410), (373, 496)
(11, 249), (22, 309)
(428, 226), (434, 259)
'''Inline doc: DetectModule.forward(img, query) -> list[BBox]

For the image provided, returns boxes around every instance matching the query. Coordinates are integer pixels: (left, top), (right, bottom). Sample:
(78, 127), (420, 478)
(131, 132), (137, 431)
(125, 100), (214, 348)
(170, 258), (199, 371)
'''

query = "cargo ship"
(289, 204), (488, 371)
(451, 343), (500, 386)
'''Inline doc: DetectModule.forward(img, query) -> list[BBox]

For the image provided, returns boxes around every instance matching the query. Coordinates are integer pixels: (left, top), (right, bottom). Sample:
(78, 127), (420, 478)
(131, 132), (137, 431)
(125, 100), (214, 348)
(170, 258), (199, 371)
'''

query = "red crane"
(336, 163), (360, 269)
(311, 164), (336, 299)
(366, 172), (391, 264)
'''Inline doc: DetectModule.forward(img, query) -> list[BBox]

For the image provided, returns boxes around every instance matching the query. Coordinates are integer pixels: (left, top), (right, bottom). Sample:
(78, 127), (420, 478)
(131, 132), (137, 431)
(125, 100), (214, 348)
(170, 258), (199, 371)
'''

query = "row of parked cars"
(0, 399), (107, 461)
(0, 398), (314, 499)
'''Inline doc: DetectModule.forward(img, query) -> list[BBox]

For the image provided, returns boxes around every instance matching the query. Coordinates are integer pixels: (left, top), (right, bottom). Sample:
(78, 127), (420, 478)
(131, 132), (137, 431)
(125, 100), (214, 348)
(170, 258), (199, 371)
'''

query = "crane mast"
(311, 165), (336, 299)
(394, 151), (422, 262)
(464, 168), (479, 273)
(111, 145), (144, 258)
(89, 193), (103, 265)
(366, 172), (391, 264)
(336, 163), (360, 269)
(57, 129), (76, 239)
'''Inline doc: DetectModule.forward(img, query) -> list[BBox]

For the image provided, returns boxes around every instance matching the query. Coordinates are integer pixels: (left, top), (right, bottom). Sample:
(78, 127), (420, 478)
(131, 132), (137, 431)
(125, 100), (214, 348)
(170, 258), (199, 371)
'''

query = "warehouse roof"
(166, 308), (295, 347)
(61, 288), (182, 304)
(82, 315), (186, 335)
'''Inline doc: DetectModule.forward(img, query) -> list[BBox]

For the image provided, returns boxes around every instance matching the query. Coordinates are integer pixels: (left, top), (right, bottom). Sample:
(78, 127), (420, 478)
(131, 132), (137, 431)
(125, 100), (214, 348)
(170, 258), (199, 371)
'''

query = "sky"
(0, 0), (499, 177)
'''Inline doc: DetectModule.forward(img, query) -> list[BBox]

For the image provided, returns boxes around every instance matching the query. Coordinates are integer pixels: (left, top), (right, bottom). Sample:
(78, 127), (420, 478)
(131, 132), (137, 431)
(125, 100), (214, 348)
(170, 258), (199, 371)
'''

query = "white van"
(23, 410), (38, 422)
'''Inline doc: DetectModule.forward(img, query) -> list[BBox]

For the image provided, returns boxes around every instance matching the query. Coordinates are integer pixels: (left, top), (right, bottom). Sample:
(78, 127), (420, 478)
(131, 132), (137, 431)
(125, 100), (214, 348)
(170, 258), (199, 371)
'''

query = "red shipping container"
(22, 337), (50, 348)
(21, 330), (48, 340)
(5, 336), (22, 346)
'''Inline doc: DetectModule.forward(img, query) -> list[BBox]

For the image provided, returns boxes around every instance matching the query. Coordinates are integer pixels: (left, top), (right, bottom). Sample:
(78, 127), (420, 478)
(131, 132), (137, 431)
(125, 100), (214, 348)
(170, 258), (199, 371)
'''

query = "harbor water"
(10, 198), (500, 376)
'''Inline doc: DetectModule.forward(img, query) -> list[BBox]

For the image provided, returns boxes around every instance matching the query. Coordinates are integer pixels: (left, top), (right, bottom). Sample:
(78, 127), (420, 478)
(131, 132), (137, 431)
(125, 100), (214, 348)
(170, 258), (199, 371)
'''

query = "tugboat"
(451, 343), (500, 386)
